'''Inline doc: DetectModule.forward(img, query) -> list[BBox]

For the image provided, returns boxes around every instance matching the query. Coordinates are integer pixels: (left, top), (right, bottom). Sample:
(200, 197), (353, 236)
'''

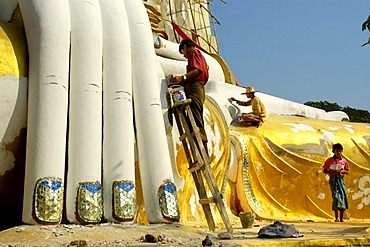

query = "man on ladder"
(170, 40), (233, 234)
(170, 39), (209, 153)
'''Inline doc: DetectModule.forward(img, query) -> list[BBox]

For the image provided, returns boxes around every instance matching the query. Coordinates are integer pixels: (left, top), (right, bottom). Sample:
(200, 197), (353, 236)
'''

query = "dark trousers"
(183, 81), (207, 141)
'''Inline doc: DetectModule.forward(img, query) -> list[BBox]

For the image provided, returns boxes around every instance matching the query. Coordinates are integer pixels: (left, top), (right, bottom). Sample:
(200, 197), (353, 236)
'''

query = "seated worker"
(229, 86), (267, 127)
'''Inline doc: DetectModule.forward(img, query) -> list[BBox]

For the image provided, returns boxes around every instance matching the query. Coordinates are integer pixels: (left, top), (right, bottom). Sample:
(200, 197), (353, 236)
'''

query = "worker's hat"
(241, 86), (258, 95)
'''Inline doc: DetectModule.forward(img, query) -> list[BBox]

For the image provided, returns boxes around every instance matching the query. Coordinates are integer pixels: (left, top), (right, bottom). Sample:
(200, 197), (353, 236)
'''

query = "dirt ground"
(0, 220), (370, 247)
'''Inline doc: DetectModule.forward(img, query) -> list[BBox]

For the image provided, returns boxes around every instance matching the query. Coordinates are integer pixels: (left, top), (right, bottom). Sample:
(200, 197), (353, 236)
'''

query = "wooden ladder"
(172, 99), (233, 233)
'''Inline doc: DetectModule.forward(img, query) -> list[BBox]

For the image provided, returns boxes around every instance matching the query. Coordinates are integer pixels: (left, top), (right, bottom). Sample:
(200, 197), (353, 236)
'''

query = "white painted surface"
(155, 37), (187, 61)
(18, 0), (70, 224)
(283, 123), (316, 133)
(326, 111), (349, 121)
(100, 0), (135, 222)
(203, 53), (224, 82)
(320, 130), (335, 142)
(126, 0), (175, 223)
(155, 38), (224, 82)
(67, 0), (103, 223)
(205, 80), (349, 122)
(156, 55), (187, 78)
(0, 0), (17, 22)
(0, 0), (355, 226)
(0, 75), (27, 176)
(344, 125), (355, 134)
(352, 176), (370, 210)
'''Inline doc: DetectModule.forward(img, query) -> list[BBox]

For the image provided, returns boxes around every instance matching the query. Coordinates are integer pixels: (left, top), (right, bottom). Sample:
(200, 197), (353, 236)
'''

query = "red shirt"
(186, 48), (209, 83)
(323, 156), (350, 177)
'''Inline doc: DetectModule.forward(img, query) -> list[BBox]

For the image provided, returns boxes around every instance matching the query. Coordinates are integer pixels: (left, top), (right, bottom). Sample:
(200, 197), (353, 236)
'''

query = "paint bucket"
(239, 211), (255, 228)
(169, 85), (186, 106)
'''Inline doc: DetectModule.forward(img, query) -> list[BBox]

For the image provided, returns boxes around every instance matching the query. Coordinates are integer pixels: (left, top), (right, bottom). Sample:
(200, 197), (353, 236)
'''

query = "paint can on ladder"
(168, 85), (187, 107)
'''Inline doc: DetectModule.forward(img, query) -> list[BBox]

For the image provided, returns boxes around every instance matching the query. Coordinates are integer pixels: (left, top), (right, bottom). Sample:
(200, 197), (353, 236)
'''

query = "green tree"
(304, 101), (370, 123)
(304, 101), (341, 111)
(361, 15), (370, 47)
(342, 107), (370, 123)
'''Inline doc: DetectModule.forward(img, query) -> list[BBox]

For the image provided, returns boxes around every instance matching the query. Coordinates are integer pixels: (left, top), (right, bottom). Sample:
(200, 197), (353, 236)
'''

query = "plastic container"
(169, 85), (186, 106)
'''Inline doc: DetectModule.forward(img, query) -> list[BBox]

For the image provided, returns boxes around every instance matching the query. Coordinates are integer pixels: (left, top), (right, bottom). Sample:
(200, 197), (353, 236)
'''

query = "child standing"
(323, 143), (350, 222)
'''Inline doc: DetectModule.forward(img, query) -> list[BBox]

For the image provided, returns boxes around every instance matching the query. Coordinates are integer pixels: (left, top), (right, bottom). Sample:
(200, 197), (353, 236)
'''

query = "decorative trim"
(231, 132), (264, 214)
(33, 177), (63, 224)
(158, 180), (180, 222)
(76, 181), (103, 224)
(112, 180), (136, 222)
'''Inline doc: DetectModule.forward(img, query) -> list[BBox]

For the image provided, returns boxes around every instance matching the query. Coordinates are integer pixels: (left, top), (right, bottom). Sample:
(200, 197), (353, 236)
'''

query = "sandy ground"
(1, 220), (370, 247)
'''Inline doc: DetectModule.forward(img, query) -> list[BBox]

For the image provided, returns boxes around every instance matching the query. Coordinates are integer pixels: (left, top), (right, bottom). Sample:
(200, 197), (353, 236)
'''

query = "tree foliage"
(361, 15), (370, 47)
(304, 101), (370, 123)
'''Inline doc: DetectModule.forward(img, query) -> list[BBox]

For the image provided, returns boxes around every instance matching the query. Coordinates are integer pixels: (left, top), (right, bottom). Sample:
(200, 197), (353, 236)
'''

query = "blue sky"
(211, 0), (370, 111)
